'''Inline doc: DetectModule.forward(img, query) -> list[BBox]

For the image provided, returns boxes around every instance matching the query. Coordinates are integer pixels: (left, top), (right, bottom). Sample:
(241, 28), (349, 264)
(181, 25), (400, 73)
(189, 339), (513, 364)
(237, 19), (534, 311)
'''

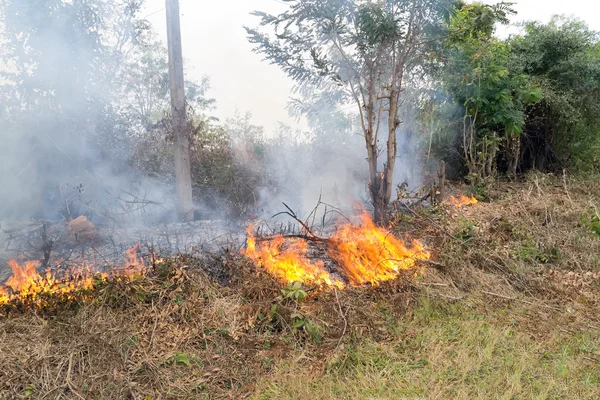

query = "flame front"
(243, 213), (430, 288)
(5, 259), (96, 302)
(0, 244), (145, 308)
(243, 227), (344, 288)
(443, 195), (478, 207)
(330, 212), (430, 286)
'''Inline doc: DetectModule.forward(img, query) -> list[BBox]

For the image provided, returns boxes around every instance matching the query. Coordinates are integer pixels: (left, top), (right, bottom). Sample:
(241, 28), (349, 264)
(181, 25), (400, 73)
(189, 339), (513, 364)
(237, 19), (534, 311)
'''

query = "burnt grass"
(1, 173), (600, 399)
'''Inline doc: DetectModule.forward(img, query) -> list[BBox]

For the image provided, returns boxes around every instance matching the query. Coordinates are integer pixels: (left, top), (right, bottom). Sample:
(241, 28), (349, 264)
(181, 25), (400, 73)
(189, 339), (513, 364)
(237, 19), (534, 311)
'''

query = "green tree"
(511, 17), (600, 171)
(443, 2), (541, 180)
(120, 35), (216, 135)
(246, 0), (454, 223)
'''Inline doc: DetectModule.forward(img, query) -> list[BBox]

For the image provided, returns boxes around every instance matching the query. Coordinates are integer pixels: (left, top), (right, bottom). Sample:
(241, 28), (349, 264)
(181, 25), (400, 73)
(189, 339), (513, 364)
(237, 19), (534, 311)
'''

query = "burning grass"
(243, 212), (430, 289)
(243, 230), (343, 288)
(1, 211), (431, 310)
(329, 212), (429, 286)
(443, 194), (479, 207)
(0, 245), (146, 310)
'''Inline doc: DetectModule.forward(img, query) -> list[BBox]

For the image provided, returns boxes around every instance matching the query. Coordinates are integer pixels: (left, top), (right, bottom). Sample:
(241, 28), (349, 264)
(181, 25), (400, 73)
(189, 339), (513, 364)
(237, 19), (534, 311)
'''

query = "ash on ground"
(0, 218), (251, 282)
(0, 216), (342, 284)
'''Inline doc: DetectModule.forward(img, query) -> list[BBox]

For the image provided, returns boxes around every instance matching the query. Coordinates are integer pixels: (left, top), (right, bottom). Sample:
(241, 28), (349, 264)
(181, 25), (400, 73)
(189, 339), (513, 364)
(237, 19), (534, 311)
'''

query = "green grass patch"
(253, 298), (600, 400)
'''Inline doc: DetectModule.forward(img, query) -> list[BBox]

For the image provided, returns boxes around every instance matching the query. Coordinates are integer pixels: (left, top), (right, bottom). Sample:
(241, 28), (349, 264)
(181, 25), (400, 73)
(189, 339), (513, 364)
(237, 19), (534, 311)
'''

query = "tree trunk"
(507, 135), (521, 177)
(367, 134), (386, 224)
(371, 172), (386, 224)
(436, 160), (446, 204)
(463, 112), (478, 178)
(485, 131), (497, 178)
(383, 92), (399, 223)
(166, 0), (194, 221)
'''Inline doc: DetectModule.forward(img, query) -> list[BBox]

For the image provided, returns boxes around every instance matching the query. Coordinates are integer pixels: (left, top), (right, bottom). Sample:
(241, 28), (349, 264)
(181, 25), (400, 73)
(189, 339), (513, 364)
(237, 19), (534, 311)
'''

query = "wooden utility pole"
(166, 0), (194, 221)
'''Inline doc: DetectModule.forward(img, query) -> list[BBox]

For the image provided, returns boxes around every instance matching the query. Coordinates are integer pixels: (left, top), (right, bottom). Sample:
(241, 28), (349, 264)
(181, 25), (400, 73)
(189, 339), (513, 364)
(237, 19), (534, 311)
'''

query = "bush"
(130, 117), (267, 219)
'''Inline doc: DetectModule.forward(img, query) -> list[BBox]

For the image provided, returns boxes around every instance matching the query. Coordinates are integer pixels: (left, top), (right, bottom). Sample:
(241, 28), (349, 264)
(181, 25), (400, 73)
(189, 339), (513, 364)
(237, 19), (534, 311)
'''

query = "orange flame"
(0, 287), (9, 304)
(443, 195), (478, 207)
(0, 245), (145, 308)
(243, 213), (430, 288)
(330, 212), (430, 286)
(243, 227), (344, 288)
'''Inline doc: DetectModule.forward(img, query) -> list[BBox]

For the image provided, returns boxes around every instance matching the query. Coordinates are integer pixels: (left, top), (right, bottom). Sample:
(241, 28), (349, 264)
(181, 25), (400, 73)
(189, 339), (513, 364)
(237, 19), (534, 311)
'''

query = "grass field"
(1, 173), (599, 399)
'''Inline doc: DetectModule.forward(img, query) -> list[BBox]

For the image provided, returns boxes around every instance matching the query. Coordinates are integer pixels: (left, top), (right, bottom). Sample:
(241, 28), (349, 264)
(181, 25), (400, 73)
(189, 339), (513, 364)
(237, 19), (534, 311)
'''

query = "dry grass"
(0, 259), (417, 399)
(1, 173), (599, 399)
(0, 259), (280, 399)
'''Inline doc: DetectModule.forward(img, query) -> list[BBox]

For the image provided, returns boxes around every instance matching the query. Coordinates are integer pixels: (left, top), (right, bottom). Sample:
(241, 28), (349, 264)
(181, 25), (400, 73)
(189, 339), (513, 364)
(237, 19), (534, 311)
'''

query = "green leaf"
(269, 304), (278, 318)
(292, 319), (305, 329)
(175, 353), (191, 367)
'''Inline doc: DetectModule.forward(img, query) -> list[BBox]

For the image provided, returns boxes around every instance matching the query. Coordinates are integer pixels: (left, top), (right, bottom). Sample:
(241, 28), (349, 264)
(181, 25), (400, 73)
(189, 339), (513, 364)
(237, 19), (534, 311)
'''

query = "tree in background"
(246, 0), (454, 223)
(434, 7), (599, 180)
(0, 0), (148, 219)
(120, 35), (216, 136)
(442, 2), (541, 181)
(511, 17), (600, 171)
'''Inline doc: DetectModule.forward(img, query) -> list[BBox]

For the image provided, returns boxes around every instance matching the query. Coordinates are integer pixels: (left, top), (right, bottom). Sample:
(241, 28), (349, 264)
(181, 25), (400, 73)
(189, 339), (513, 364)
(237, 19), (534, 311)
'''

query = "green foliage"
(161, 352), (202, 368)
(454, 218), (476, 242)
(472, 179), (493, 201)
(190, 120), (263, 218)
(290, 312), (323, 344)
(511, 17), (600, 171)
(515, 241), (561, 264)
(280, 282), (307, 303)
(256, 282), (322, 344)
(583, 208), (600, 237)
(130, 110), (268, 219)
(448, 1), (513, 40)
(356, 4), (403, 49)
(592, 217), (600, 237)
(431, 5), (600, 177)
(442, 2), (541, 179)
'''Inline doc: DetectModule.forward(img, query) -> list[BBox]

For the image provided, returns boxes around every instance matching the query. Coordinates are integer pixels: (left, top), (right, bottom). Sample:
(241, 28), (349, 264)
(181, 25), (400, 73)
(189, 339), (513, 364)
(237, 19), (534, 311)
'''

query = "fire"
(243, 213), (430, 288)
(4, 260), (95, 302)
(243, 227), (344, 288)
(120, 244), (146, 280)
(443, 195), (478, 207)
(0, 245), (145, 308)
(330, 212), (430, 286)
(0, 287), (9, 304)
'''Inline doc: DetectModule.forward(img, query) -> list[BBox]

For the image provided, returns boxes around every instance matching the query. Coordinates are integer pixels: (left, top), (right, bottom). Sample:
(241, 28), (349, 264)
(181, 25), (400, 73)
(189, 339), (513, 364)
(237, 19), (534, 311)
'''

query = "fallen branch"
(65, 353), (85, 400)
(416, 282), (449, 287)
(254, 234), (333, 245)
(410, 191), (432, 209)
(272, 202), (317, 237)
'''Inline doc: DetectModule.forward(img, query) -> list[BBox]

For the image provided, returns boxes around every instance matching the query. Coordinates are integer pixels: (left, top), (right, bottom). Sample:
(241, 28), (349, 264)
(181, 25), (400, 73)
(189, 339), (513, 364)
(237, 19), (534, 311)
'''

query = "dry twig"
(333, 287), (347, 350)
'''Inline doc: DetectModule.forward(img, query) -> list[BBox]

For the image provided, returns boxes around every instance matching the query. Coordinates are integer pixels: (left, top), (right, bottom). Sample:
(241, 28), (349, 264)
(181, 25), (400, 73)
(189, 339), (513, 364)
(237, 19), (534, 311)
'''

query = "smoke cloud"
(0, 0), (428, 232)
